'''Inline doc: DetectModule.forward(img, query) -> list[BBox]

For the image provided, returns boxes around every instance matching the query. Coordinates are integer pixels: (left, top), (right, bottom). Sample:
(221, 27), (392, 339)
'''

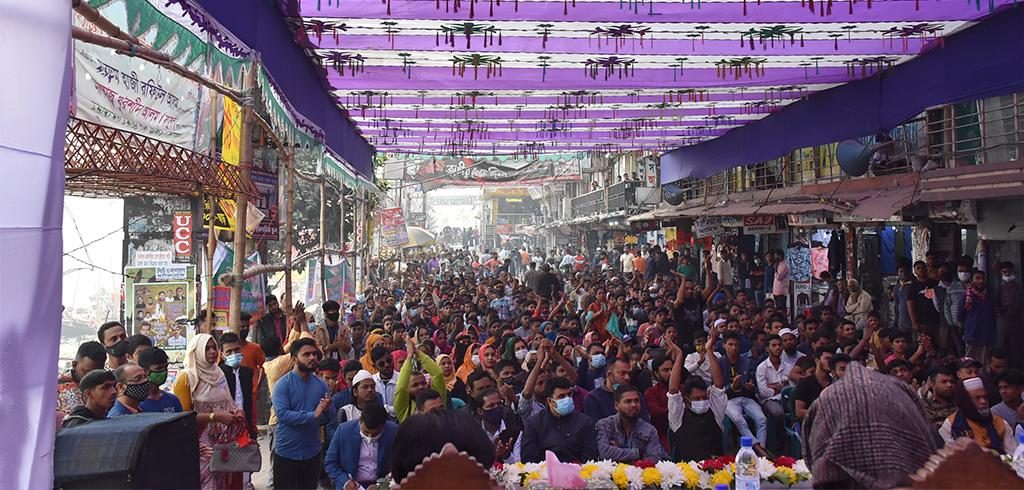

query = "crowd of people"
(55, 242), (1024, 489)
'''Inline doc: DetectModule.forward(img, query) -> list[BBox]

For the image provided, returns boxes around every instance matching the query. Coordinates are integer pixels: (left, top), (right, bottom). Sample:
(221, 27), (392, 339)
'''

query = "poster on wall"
(73, 42), (200, 148)
(125, 265), (196, 364)
(211, 242), (266, 314)
(250, 169), (280, 240)
(324, 259), (356, 304)
(305, 258), (322, 305)
(380, 208), (410, 247)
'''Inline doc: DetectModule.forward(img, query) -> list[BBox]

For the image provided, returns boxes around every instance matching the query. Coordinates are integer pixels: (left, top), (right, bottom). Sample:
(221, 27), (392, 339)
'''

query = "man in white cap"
(684, 321), (723, 385)
(778, 328), (805, 366)
(337, 370), (385, 423)
(939, 377), (1018, 454)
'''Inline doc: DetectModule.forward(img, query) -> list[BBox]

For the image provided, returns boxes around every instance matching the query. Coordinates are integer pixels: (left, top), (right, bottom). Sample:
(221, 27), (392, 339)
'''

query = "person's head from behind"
(80, 369), (117, 414)
(415, 389), (444, 414)
(360, 401), (389, 440)
(72, 341), (107, 382)
(290, 337), (321, 373)
(545, 376), (575, 417)
(390, 409), (495, 484)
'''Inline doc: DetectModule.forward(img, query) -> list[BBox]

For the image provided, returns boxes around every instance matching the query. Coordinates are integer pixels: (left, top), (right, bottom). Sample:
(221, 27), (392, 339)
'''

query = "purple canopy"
(273, 0), (1013, 159)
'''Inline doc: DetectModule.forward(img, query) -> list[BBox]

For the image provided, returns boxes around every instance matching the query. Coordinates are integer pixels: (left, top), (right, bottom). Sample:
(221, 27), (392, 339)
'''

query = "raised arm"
(521, 345), (548, 401)
(706, 327), (725, 389)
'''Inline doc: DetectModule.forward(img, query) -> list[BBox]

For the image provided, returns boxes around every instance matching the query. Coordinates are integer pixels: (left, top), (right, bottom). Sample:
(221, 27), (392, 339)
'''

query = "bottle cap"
(740, 436), (753, 447)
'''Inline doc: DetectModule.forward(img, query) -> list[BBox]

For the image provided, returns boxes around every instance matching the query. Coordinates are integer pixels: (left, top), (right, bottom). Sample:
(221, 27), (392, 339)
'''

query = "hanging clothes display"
(787, 242), (812, 283)
(827, 229), (846, 278)
(912, 225), (931, 263)
(879, 226), (896, 275)
(811, 246), (829, 280)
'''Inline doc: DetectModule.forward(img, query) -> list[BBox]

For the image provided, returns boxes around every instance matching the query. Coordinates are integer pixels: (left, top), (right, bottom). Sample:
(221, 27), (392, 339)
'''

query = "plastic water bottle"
(735, 436), (761, 490)
(1012, 433), (1024, 478)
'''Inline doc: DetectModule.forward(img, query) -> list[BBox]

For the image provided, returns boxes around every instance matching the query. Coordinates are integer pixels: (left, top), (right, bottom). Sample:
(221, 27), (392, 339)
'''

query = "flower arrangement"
(494, 456), (811, 490)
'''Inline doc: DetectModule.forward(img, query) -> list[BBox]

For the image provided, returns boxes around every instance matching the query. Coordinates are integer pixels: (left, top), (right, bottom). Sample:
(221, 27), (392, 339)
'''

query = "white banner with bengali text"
(73, 42), (200, 148)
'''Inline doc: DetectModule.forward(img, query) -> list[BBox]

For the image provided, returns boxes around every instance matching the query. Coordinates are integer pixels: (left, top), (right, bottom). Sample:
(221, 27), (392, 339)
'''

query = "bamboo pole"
(319, 177), (328, 302)
(205, 193), (217, 333)
(284, 151), (296, 312)
(228, 60), (258, 333)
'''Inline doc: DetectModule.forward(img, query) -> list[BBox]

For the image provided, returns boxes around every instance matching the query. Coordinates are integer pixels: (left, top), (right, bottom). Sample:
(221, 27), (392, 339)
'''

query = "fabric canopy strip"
(279, 0), (1011, 157)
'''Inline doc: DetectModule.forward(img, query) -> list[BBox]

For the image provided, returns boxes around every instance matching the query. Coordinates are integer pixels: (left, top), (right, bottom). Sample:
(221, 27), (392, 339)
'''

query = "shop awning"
(919, 159), (1024, 202)
(831, 183), (918, 220)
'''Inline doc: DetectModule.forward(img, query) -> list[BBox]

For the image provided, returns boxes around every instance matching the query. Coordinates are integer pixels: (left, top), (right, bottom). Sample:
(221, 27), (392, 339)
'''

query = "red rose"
(774, 456), (796, 468)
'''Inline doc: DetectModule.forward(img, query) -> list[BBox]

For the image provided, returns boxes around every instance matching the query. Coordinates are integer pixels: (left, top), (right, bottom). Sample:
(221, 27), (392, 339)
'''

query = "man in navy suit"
(324, 401), (398, 490)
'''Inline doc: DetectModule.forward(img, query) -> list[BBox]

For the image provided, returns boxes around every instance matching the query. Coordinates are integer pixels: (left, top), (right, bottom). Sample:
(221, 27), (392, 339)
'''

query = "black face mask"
(326, 312), (340, 322)
(107, 340), (129, 358)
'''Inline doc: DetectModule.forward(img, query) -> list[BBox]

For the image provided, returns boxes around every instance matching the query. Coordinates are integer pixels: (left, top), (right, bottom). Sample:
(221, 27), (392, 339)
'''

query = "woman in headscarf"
(432, 329), (451, 355)
(478, 343), (499, 375)
(173, 334), (246, 490)
(455, 342), (482, 384)
(359, 332), (386, 373)
(845, 279), (873, 328)
(436, 354), (457, 391)
(802, 362), (937, 488)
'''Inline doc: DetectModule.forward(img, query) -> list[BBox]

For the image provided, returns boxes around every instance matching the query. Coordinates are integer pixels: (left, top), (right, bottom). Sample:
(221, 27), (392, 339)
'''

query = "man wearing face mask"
(219, 332), (256, 438)
(575, 342), (608, 391)
(521, 376), (598, 463)
(324, 401), (398, 490)
(136, 347), (183, 413)
(996, 262), (1024, 369)
(583, 357), (650, 422)
(97, 321), (129, 369)
(667, 324), (726, 461)
(942, 258), (972, 356)
(106, 364), (150, 417)
(475, 388), (523, 464)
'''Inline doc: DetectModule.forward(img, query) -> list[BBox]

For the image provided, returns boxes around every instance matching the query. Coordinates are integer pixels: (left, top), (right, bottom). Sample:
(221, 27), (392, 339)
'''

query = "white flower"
(623, 465), (645, 490)
(656, 461), (683, 489)
(757, 457), (778, 480)
(793, 459), (810, 476)
(590, 460), (616, 480)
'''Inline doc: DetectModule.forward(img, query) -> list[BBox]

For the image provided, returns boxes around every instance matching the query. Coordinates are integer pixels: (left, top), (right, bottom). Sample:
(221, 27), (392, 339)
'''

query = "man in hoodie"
(62, 370), (117, 428)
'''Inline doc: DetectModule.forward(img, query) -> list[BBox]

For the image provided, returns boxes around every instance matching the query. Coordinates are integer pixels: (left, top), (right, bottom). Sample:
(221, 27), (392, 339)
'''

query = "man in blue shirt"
(272, 337), (331, 490)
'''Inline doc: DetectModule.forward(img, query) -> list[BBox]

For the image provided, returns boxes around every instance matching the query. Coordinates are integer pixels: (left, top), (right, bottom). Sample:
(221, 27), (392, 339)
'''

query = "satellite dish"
(663, 183), (686, 206)
(836, 139), (891, 177)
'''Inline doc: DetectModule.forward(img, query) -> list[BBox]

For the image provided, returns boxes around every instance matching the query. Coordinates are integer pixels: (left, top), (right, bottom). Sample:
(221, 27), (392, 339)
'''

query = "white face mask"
(689, 399), (710, 414)
(1003, 275), (1016, 282)
(515, 349), (528, 361)
(958, 272), (971, 282)
(472, 355), (480, 366)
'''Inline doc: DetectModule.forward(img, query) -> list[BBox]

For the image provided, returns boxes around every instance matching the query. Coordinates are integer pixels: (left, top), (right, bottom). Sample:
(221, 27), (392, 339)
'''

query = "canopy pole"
(228, 59), (258, 333)
(339, 181), (347, 303)
(284, 151), (295, 312)
(319, 176), (328, 302)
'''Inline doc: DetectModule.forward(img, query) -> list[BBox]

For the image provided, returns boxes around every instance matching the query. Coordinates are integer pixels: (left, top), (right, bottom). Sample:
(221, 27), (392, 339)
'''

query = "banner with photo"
(125, 265), (196, 364)
(323, 258), (356, 305)
(380, 207), (409, 247)
(211, 242), (266, 314)
(304, 258), (322, 305)
(250, 169), (280, 240)
(73, 41), (200, 148)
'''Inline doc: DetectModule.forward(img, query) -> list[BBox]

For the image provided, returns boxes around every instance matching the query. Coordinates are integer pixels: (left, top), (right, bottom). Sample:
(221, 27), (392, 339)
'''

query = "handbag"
(209, 431), (262, 473)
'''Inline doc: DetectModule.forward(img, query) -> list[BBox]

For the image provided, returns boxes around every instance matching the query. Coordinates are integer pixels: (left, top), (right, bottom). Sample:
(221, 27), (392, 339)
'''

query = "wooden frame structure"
(64, 117), (252, 199)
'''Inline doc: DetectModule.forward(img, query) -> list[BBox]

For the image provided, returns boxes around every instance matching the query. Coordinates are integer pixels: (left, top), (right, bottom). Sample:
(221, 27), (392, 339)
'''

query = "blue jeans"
(726, 397), (768, 446)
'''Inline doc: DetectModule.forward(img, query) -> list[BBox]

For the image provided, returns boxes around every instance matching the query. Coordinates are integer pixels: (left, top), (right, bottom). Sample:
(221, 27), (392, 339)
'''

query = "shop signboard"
(787, 212), (829, 227)
(694, 217), (724, 239)
(743, 215), (783, 234)
(172, 212), (192, 263)
(134, 251), (173, 266)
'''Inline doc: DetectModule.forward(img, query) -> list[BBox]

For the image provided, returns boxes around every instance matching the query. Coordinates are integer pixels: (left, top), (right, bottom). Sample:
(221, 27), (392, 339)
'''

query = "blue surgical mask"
(553, 397), (574, 416)
(224, 352), (243, 368)
(308, 322), (317, 332)
(590, 353), (607, 368)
